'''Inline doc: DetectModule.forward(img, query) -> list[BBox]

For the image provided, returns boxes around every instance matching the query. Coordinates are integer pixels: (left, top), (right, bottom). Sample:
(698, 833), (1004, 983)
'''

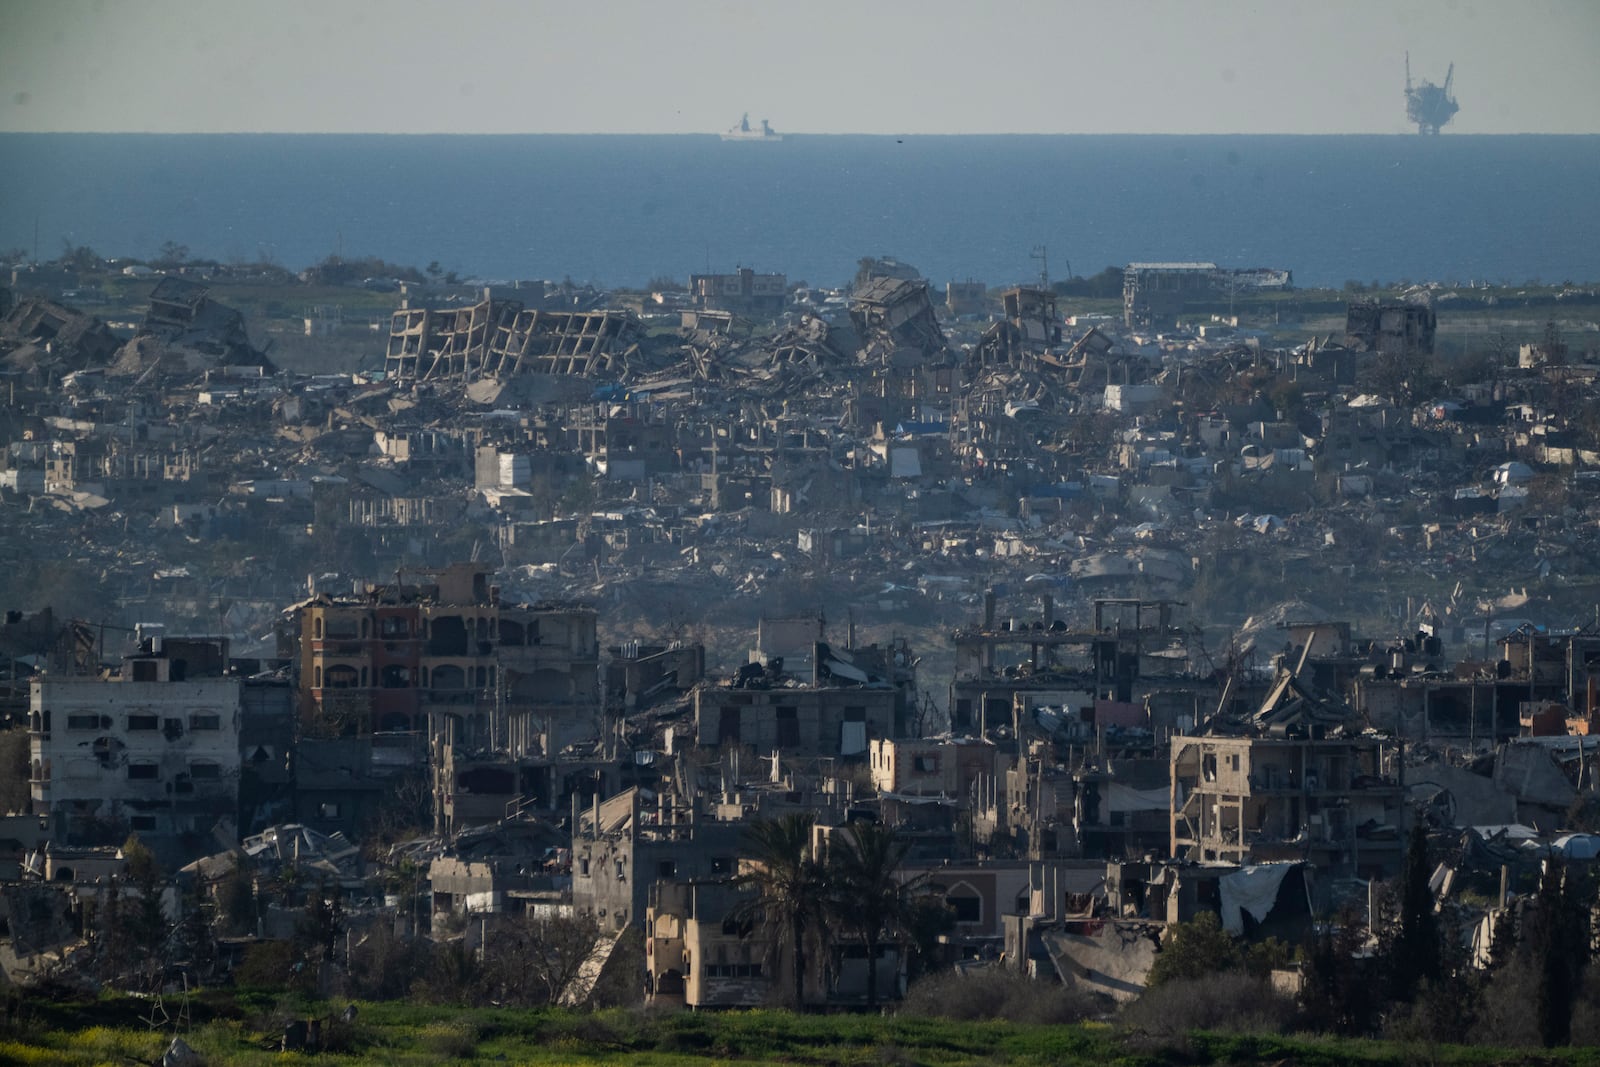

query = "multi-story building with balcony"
(29, 640), (241, 846)
(291, 563), (603, 834)
(1169, 730), (1405, 879)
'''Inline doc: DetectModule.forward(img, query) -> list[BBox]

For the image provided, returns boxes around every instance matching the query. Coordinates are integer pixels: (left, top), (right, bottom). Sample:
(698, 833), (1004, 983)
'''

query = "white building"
(30, 666), (242, 841)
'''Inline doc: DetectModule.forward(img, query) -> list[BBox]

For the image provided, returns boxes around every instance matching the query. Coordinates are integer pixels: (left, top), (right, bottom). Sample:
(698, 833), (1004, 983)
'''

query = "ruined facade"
(385, 294), (640, 381)
(291, 563), (603, 832)
(848, 277), (948, 361)
(30, 660), (241, 844)
(1169, 734), (1403, 877)
(689, 268), (787, 316)
(1345, 300), (1437, 356)
(1123, 262), (1218, 328)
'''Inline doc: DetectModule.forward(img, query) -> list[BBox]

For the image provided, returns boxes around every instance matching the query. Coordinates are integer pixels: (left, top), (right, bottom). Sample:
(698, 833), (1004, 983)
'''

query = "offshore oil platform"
(1405, 52), (1458, 134)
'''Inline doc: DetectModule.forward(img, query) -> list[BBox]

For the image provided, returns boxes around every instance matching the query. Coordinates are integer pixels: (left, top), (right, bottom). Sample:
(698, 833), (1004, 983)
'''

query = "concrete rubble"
(1, 253), (1599, 1006)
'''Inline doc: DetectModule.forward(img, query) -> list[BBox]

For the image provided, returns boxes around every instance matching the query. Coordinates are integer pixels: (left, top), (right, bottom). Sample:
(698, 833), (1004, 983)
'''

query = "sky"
(2, 0), (1599, 135)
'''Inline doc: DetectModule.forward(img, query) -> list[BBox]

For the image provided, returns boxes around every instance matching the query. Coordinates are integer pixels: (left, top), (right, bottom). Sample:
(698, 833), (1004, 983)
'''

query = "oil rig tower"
(1405, 52), (1458, 134)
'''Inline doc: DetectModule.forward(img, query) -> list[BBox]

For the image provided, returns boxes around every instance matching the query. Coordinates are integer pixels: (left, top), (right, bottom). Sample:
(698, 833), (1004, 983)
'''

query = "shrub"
(898, 967), (1104, 1025)
(1120, 971), (1294, 1048)
(419, 1019), (478, 1060)
(1383, 976), (1481, 1045)
(1145, 911), (1240, 987)
(233, 940), (296, 992)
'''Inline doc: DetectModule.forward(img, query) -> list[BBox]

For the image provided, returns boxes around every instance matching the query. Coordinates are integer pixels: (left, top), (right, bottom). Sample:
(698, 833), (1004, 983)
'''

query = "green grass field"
(6, 994), (1600, 1066)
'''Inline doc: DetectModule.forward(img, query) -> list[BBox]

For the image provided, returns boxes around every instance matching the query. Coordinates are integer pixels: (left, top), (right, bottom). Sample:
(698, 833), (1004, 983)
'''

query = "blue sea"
(1, 134), (1597, 290)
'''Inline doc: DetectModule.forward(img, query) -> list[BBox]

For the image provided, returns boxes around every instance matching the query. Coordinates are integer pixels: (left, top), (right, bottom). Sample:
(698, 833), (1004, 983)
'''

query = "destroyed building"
(1170, 672), (1405, 878)
(29, 635), (242, 849)
(689, 268), (787, 316)
(1123, 262), (1219, 328)
(1345, 298), (1437, 355)
(289, 562), (605, 834)
(1122, 262), (1291, 328)
(972, 287), (1063, 370)
(0, 297), (123, 382)
(111, 275), (269, 376)
(571, 786), (747, 935)
(948, 595), (1193, 735)
(848, 277), (948, 362)
(384, 292), (642, 382)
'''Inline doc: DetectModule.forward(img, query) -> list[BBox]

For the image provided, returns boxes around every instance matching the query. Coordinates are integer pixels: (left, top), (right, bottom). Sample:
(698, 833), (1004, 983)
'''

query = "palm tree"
(826, 819), (928, 1009)
(729, 813), (830, 1011)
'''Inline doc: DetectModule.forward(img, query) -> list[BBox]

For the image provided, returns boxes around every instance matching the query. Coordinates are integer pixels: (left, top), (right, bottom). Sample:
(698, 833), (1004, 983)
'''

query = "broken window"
(91, 736), (124, 768)
(776, 705), (799, 748)
(432, 665), (466, 690)
(947, 889), (981, 924)
(428, 616), (468, 656)
(380, 665), (413, 689)
(1202, 753), (1218, 782)
(128, 714), (158, 731)
(188, 713), (220, 730)
(66, 714), (100, 731)
(380, 616), (410, 639)
(189, 761), (220, 779)
(128, 763), (158, 780)
(324, 666), (358, 689)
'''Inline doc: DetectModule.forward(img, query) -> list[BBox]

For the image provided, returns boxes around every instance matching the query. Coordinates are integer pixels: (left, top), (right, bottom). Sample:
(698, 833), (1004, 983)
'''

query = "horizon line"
(2, 129), (1596, 137)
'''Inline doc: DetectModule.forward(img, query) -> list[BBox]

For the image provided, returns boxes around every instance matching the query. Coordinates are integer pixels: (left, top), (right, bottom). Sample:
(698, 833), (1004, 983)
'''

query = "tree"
(217, 866), (256, 935)
(1301, 906), (1382, 1036)
(56, 242), (100, 273)
(1528, 861), (1588, 1046)
(295, 878), (343, 964)
(93, 836), (168, 991)
(730, 813), (831, 1011)
(156, 240), (189, 267)
(1145, 910), (1241, 987)
(825, 820), (929, 1009)
(1388, 824), (1441, 1003)
(483, 912), (607, 1006)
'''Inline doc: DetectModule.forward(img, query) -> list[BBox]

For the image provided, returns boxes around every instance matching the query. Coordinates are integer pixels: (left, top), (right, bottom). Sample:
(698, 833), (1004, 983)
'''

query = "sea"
(2, 133), (1597, 291)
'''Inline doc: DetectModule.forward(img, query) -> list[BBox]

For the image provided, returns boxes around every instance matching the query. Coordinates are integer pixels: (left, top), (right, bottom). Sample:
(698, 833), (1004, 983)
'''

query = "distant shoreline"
(4, 130), (1598, 138)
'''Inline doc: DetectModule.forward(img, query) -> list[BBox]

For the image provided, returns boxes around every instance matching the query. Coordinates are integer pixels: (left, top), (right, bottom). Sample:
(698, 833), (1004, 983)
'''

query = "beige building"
(1169, 733), (1404, 878)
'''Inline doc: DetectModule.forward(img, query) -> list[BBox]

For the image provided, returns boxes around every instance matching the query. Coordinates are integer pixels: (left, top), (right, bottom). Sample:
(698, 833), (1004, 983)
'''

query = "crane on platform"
(1405, 52), (1459, 135)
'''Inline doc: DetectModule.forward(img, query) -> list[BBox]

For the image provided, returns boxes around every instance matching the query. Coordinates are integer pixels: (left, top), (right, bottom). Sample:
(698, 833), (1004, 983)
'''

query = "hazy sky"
(3, 0), (1598, 135)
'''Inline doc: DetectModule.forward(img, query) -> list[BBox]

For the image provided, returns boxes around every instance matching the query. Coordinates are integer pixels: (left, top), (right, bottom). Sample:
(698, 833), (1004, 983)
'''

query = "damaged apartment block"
(385, 290), (641, 382)
(1170, 672), (1405, 878)
(848, 277), (949, 362)
(291, 563), (607, 836)
(1345, 298), (1438, 355)
(124, 275), (267, 370)
(972, 287), (1063, 370)
(29, 634), (242, 849)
